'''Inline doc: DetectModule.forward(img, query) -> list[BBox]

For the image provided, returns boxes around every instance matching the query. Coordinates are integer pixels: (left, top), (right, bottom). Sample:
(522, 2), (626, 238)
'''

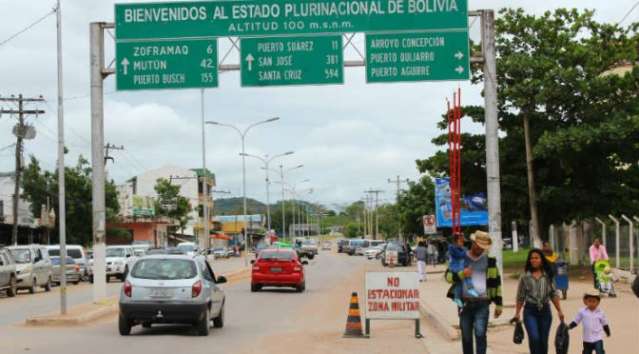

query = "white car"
(8, 245), (53, 293)
(177, 242), (198, 256)
(365, 245), (386, 260)
(106, 246), (136, 282)
(118, 255), (226, 336)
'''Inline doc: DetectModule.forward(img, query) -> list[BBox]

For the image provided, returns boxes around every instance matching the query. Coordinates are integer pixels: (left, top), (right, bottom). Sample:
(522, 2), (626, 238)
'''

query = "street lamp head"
(205, 121), (220, 125)
(239, 152), (248, 157)
(266, 117), (280, 123)
(284, 151), (294, 156)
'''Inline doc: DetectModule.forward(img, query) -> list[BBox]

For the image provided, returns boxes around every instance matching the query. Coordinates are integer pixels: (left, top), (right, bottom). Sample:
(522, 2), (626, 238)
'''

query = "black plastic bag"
(511, 319), (524, 344)
(555, 321), (570, 354)
(632, 275), (639, 298)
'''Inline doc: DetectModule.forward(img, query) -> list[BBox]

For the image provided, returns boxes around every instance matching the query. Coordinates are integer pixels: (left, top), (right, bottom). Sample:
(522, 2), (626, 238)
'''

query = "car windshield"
(48, 248), (83, 259)
(214, 248), (225, 252)
(302, 240), (316, 245)
(259, 250), (294, 261)
(106, 248), (126, 257)
(10, 249), (31, 263)
(177, 244), (195, 253)
(131, 259), (197, 280)
(133, 250), (145, 256)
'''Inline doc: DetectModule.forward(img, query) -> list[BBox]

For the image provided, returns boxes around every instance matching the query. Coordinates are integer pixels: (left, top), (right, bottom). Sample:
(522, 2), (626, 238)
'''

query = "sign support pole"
(90, 22), (112, 302)
(480, 10), (504, 277)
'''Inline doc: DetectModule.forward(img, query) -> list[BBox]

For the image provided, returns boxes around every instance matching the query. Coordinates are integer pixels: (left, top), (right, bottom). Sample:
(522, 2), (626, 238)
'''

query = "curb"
(419, 303), (460, 340)
(26, 299), (118, 326)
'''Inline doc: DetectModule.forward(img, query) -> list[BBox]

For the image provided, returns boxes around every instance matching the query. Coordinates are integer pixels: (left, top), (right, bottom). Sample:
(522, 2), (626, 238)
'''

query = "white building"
(0, 172), (35, 228)
(117, 165), (215, 238)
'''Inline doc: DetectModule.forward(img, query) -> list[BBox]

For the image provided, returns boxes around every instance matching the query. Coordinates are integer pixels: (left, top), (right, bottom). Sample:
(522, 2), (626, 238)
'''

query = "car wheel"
(73, 278), (80, 285)
(142, 322), (152, 329)
(308, 254), (315, 260)
(7, 276), (17, 297)
(44, 277), (52, 292)
(196, 308), (210, 336)
(106, 275), (111, 283)
(251, 284), (261, 292)
(29, 278), (37, 294)
(296, 282), (306, 293)
(213, 302), (225, 328)
(118, 315), (132, 336)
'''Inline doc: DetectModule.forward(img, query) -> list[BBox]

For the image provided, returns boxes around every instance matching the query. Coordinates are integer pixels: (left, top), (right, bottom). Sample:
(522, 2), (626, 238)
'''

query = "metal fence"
(549, 217), (638, 273)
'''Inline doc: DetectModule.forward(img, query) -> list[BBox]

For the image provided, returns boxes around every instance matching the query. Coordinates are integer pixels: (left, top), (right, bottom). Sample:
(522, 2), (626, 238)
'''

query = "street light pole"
(240, 152), (294, 233)
(206, 118), (279, 266)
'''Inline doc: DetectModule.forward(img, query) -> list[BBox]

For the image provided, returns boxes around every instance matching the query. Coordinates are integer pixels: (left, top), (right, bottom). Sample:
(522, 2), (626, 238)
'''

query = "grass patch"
(503, 248), (530, 271)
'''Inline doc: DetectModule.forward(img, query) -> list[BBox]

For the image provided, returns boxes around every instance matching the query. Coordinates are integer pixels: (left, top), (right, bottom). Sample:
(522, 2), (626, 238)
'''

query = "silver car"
(50, 256), (82, 285)
(8, 245), (53, 293)
(118, 255), (227, 336)
(0, 247), (17, 297)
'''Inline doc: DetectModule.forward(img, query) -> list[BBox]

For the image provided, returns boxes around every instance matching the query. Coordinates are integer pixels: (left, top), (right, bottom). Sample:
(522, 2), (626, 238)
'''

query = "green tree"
(397, 176), (436, 237)
(154, 178), (192, 234)
(418, 8), (639, 238)
(21, 155), (119, 246)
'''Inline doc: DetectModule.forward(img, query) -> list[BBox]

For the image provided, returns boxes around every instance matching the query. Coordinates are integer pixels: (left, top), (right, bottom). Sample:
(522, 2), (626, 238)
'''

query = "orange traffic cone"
(343, 292), (365, 338)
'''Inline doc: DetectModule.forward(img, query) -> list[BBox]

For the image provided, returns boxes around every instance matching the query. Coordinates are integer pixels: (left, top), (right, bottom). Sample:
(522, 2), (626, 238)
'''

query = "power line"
(0, 6), (56, 48)
(619, 1), (639, 25)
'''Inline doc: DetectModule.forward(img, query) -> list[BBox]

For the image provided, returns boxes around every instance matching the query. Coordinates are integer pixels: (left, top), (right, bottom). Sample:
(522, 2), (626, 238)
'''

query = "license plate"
(149, 288), (172, 298)
(270, 267), (282, 273)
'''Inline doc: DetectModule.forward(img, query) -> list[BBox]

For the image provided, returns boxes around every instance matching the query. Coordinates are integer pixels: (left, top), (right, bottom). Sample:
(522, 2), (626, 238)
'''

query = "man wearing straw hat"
(445, 230), (503, 354)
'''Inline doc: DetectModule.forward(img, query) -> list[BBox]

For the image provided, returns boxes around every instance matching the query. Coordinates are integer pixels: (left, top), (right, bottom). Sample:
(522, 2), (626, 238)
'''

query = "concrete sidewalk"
(418, 264), (639, 354)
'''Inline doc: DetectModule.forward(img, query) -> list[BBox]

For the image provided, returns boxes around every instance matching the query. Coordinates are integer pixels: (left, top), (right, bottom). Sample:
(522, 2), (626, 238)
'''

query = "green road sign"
(115, 0), (468, 40)
(116, 38), (218, 91)
(365, 31), (469, 83)
(240, 36), (343, 87)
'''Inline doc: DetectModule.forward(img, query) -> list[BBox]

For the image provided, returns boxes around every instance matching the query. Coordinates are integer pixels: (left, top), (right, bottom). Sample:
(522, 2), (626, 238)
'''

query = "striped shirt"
(516, 272), (559, 309)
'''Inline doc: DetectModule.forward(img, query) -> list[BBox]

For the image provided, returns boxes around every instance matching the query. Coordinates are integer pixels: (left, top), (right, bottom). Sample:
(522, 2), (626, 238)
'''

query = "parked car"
(0, 247), (17, 297)
(365, 244), (386, 259)
(118, 255), (227, 336)
(354, 240), (373, 256)
(344, 239), (368, 256)
(321, 241), (332, 251)
(212, 247), (230, 259)
(47, 245), (91, 281)
(251, 248), (308, 293)
(380, 242), (412, 267)
(106, 246), (137, 282)
(337, 239), (349, 253)
(176, 242), (198, 256)
(50, 256), (82, 285)
(8, 245), (53, 293)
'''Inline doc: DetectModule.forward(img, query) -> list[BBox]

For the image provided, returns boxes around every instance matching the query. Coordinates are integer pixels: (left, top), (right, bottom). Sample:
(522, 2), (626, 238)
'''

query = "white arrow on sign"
(455, 66), (465, 74)
(121, 57), (130, 76)
(245, 54), (255, 71)
(454, 51), (464, 60)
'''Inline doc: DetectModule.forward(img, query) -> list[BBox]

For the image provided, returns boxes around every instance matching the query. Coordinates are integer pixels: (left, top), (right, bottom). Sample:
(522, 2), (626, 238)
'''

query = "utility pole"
(104, 143), (124, 165)
(364, 190), (383, 240)
(0, 95), (45, 246)
(388, 176), (409, 241)
(200, 89), (209, 252)
(55, 0), (67, 315)
(479, 9), (504, 275)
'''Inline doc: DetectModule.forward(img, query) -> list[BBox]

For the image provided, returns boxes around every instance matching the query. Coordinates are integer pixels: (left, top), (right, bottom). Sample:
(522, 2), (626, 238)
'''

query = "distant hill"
(213, 197), (321, 216)
(213, 197), (266, 215)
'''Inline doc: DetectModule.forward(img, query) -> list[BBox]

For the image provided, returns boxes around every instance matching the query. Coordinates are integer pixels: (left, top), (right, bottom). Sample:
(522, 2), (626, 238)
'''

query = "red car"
(251, 248), (308, 293)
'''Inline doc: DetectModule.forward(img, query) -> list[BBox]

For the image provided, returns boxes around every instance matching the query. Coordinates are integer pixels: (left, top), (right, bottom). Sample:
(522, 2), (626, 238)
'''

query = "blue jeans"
(523, 304), (552, 354)
(583, 340), (605, 354)
(459, 301), (489, 354)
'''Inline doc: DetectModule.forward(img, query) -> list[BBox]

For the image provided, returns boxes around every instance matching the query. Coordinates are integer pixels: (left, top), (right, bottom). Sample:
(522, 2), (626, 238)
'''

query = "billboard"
(131, 195), (155, 218)
(434, 178), (488, 228)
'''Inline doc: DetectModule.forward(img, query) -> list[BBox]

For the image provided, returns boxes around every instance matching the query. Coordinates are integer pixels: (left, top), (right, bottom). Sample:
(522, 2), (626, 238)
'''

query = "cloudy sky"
(0, 0), (636, 209)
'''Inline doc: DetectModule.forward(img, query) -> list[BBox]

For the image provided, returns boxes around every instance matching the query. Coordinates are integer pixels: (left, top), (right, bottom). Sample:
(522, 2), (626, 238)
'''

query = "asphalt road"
(0, 256), (247, 326)
(0, 252), (428, 354)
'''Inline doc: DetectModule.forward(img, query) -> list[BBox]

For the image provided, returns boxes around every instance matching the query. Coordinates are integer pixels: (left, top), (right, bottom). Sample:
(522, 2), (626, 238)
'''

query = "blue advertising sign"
(434, 178), (488, 228)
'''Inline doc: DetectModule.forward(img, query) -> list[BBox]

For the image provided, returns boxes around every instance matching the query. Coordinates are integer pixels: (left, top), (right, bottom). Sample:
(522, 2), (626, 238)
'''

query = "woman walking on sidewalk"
(513, 249), (565, 354)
